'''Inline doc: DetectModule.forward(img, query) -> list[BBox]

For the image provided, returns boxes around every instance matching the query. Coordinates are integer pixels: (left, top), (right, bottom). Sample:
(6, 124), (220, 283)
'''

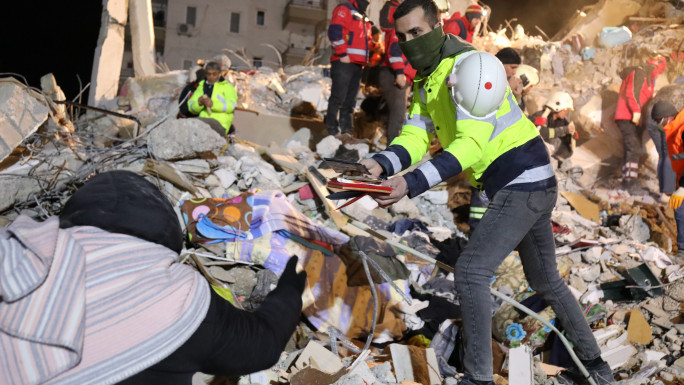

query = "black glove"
(277, 255), (307, 294)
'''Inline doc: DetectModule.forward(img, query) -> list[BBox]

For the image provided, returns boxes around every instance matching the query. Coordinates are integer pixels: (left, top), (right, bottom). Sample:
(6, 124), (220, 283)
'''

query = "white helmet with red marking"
(449, 50), (508, 118)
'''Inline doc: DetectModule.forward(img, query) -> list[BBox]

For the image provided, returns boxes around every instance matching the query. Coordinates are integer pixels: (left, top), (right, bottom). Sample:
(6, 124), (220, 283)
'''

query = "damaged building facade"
(1, 0), (684, 384)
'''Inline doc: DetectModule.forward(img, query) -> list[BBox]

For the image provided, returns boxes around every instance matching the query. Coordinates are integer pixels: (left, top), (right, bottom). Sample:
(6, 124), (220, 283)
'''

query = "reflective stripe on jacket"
(328, 2), (372, 65)
(373, 52), (554, 199)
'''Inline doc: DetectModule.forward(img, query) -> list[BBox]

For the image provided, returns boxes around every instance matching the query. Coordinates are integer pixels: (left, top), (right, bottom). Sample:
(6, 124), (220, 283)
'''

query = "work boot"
(558, 357), (614, 385)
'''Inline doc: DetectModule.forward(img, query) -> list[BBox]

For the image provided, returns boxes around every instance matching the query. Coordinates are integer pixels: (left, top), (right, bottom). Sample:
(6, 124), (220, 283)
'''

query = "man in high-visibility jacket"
(325, 0), (372, 139)
(360, 0), (612, 384)
(655, 100), (684, 264)
(442, 4), (482, 43)
(187, 61), (238, 137)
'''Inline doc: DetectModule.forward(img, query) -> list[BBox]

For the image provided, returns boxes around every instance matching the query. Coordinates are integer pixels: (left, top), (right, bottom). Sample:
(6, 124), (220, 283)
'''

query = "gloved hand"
(669, 187), (684, 210)
(277, 256), (307, 294)
(632, 112), (641, 125)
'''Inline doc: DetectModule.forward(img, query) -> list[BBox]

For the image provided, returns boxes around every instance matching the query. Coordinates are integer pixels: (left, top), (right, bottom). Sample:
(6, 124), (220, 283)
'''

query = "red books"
(327, 178), (392, 194)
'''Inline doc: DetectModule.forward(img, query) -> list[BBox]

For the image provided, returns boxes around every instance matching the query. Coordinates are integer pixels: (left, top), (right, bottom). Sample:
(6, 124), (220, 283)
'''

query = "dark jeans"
(616, 119), (642, 165)
(646, 118), (676, 194)
(454, 186), (601, 381)
(325, 61), (363, 135)
(378, 67), (408, 144)
(675, 205), (684, 249)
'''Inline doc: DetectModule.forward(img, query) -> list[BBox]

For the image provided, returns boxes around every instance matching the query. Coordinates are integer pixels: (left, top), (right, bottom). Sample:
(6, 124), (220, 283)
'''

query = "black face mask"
(356, 0), (369, 14)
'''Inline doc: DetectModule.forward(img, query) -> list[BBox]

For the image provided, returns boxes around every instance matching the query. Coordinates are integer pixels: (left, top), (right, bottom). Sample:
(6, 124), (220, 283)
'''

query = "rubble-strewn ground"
(1, 1), (684, 384)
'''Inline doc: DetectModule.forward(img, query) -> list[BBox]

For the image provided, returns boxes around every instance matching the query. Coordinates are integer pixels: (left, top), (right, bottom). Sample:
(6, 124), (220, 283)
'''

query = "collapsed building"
(1, 0), (684, 384)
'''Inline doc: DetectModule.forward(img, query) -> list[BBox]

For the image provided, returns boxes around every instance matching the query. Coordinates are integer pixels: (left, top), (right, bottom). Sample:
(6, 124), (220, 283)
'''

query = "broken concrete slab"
(294, 341), (344, 375)
(118, 70), (187, 113)
(147, 118), (226, 160)
(0, 78), (50, 164)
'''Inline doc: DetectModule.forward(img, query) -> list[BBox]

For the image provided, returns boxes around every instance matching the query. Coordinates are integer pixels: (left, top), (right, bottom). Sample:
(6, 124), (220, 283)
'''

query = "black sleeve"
(202, 284), (303, 376)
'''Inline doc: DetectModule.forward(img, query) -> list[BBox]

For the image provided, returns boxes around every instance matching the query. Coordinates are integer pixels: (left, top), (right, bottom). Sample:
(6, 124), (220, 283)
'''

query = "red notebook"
(327, 178), (392, 194)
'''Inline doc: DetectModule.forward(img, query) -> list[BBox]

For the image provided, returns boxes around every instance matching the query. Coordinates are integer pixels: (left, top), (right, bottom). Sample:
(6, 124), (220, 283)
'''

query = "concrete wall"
(161, 0), (336, 70)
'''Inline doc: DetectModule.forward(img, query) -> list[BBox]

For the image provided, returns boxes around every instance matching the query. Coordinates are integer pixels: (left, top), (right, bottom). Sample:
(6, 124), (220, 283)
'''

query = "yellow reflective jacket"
(373, 52), (554, 199)
(188, 79), (238, 134)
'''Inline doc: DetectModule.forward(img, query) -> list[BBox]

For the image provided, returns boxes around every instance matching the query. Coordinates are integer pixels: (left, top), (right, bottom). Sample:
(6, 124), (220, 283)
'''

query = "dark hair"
(394, 0), (439, 27)
(495, 47), (521, 65)
(652, 100), (678, 121)
(371, 25), (381, 35)
(205, 61), (221, 71)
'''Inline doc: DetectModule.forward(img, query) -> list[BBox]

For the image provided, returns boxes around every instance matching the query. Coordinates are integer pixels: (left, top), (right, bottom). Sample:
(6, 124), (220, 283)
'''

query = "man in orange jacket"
(326, 0), (372, 140)
(442, 4), (483, 43)
(655, 100), (684, 263)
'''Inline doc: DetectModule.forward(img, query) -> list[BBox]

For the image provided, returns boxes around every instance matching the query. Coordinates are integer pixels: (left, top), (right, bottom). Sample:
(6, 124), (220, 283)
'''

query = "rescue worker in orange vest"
(615, 56), (667, 190)
(442, 4), (483, 43)
(369, 26), (385, 67)
(326, 0), (372, 141)
(655, 100), (684, 264)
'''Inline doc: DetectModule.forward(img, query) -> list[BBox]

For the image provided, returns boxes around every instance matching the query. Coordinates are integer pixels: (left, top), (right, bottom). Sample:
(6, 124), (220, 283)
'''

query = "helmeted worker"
(654, 101), (684, 264)
(378, 0), (415, 143)
(325, 0), (372, 140)
(514, 64), (539, 114)
(359, 0), (612, 384)
(443, 4), (483, 43)
(188, 61), (238, 137)
(533, 91), (577, 160)
(615, 56), (667, 190)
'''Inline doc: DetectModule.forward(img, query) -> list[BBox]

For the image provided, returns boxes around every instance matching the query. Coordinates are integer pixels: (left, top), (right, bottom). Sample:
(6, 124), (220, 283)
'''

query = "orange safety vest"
(665, 109), (684, 185)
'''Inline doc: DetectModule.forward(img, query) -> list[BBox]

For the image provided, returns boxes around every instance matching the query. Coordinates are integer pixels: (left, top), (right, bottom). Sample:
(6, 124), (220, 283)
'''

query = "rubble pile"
(1, 1), (684, 384)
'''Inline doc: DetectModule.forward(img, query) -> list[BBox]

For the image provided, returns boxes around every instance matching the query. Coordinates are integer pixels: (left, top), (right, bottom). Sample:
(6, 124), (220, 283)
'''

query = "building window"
(253, 57), (263, 68)
(257, 11), (265, 26)
(186, 6), (196, 26)
(183, 60), (193, 69)
(230, 12), (240, 33)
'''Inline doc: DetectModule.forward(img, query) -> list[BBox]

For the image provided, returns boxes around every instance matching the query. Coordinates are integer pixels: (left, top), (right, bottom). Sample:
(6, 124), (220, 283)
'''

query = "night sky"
(0, 1), (102, 100)
(0, 0), (595, 99)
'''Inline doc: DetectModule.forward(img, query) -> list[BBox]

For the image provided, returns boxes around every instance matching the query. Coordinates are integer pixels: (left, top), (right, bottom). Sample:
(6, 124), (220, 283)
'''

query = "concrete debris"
(147, 118), (226, 160)
(0, 78), (50, 164)
(2, 1), (684, 384)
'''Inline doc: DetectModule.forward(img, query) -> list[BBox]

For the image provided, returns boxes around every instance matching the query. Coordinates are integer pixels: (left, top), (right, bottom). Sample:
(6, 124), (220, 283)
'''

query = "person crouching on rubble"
(0, 170), (306, 385)
(533, 91), (577, 161)
(653, 100), (684, 265)
(615, 56), (667, 191)
(359, 0), (613, 383)
(188, 61), (238, 139)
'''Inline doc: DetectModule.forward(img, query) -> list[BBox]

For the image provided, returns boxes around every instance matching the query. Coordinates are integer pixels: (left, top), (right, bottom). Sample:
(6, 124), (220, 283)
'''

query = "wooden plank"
(305, 167), (347, 229)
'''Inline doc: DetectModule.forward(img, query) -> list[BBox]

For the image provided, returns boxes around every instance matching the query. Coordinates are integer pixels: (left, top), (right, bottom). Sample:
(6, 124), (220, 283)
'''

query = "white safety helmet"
(449, 51), (508, 118)
(514, 64), (539, 88)
(546, 91), (574, 112)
